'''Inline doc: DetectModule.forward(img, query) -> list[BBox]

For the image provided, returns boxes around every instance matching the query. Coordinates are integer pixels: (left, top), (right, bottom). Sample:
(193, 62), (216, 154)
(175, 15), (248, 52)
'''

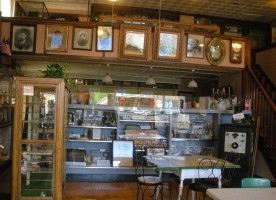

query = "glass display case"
(15, 1), (49, 19)
(12, 77), (66, 200)
(67, 104), (117, 167)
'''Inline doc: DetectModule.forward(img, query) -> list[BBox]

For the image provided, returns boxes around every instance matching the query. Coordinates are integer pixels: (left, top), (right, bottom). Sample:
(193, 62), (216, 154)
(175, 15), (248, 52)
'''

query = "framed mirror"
(230, 40), (242, 63)
(206, 38), (225, 65)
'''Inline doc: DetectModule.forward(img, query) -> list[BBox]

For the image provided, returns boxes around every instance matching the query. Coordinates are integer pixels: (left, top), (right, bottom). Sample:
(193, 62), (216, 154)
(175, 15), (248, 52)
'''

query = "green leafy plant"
(41, 63), (71, 84)
(211, 91), (236, 109)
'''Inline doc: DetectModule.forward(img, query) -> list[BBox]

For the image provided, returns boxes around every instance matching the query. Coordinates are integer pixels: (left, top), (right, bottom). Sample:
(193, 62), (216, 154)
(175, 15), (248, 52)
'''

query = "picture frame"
(83, 110), (93, 120)
(75, 109), (83, 123)
(230, 40), (243, 63)
(68, 111), (75, 125)
(72, 27), (93, 50)
(11, 24), (36, 54)
(96, 25), (113, 51)
(45, 25), (69, 52)
(154, 27), (184, 62)
(93, 128), (101, 140)
(206, 37), (226, 65)
(186, 34), (204, 58)
(119, 24), (151, 60)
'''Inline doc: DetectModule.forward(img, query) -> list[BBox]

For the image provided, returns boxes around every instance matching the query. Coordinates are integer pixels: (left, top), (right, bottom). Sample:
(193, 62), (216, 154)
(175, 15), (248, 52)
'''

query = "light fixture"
(146, 75), (156, 85)
(102, 72), (113, 83)
(187, 69), (198, 88)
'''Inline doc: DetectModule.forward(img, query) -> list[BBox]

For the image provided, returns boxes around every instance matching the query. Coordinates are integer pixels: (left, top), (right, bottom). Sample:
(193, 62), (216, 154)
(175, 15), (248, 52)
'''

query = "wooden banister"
(246, 65), (276, 113)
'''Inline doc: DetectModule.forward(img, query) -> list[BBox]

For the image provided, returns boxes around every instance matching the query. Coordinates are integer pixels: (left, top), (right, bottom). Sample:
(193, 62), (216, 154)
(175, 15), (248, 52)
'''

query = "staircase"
(243, 64), (276, 178)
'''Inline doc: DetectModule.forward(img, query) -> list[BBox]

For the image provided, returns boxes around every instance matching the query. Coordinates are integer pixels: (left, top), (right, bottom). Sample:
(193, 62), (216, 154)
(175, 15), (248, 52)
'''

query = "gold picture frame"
(96, 25), (113, 52)
(230, 40), (242, 63)
(45, 25), (69, 52)
(206, 37), (226, 65)
(119, 24), (151, 60)
(154, 27), (184, 62)
(186, 34), (204, 58)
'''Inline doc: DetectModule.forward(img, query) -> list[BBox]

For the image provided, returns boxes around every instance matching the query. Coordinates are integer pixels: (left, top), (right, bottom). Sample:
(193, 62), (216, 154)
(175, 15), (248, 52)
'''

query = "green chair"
(241, 178), (271, 188)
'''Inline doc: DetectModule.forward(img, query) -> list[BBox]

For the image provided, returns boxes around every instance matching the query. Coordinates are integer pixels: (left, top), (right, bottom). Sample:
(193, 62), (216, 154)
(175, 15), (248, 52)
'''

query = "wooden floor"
(65, 181), (212, 200)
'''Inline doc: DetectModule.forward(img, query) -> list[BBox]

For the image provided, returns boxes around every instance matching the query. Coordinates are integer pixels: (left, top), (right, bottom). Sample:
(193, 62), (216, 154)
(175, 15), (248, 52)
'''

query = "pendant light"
(188, 69), (198, 88)
(146, 75), (156, 85)
(102, 72), (113, 83)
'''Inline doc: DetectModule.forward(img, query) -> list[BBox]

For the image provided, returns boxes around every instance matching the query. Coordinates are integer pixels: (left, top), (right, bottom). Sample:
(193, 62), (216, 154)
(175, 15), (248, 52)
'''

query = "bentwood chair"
(241, 178), (271, 188)
(135, 147), (164, 200)
(186, 158), (225, 200)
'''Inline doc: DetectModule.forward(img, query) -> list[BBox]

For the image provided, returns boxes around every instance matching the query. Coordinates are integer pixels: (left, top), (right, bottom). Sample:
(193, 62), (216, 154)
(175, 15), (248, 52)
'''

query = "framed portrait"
(206, 37), (226, 66)
(75, 109), (83, 121)
(154, 27), (183, 62)
(119, 24), (151, 60)
(11, 24), (36, 54)
(72, 27), (92, 50)
(230, 40), (243, 63)
(96, 25), (113, 51)
(45, 25), (68, 52)
(186, 34), (204, 58)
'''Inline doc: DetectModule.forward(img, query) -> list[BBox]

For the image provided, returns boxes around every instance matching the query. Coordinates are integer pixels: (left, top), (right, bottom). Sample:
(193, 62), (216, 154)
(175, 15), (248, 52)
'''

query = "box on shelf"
(72, 93), (89, 105)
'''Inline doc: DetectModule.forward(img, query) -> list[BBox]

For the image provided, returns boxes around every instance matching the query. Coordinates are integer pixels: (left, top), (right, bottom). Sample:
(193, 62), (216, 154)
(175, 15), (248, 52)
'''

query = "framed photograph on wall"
(154, 27), (184, 62)
(186, 34), (204, 58)
(45, 25), (68, 52)
(119, 24), (151, 60)
(96, 25), (113, 51)
(230, 40), (242, 63)
(11, 24), (36, 54)
(72, 27), (92, 50)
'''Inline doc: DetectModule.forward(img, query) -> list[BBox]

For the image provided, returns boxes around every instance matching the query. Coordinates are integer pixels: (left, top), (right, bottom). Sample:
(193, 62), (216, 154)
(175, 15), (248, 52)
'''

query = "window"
(1, 0), (12, 17)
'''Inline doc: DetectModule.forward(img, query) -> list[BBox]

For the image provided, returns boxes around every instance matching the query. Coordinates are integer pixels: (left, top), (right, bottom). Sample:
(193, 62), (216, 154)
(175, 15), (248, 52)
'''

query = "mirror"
(206, 38), (226, 65)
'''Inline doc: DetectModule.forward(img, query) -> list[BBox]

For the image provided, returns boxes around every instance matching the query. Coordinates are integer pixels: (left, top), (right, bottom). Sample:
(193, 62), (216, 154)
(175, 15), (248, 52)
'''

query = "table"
(145, 155), (240, 200)
(207, 188), (276, 200)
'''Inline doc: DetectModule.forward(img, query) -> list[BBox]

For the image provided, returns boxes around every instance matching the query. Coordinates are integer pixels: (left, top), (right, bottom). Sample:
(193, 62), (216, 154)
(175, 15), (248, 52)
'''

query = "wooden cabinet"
(12, 77), (66, 200)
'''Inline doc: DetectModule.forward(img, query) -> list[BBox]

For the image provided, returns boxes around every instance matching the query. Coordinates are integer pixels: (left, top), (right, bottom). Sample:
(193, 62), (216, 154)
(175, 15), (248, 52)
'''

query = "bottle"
(227, 83), (232, 95)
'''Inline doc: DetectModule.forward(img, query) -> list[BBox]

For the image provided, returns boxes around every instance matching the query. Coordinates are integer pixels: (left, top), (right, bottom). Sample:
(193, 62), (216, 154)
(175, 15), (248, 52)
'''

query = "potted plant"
(40, 63), (71, 84)
(211, 90), (236, 110)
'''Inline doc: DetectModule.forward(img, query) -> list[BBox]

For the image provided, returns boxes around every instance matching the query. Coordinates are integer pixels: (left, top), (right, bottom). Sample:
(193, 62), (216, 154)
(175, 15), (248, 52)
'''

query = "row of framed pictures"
(11, 24), (113, 53)
(10, 24), (243, 65)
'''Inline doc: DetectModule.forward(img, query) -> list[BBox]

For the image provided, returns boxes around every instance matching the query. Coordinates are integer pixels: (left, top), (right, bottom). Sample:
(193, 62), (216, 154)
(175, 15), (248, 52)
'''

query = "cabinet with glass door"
(12, 77), (66, 200)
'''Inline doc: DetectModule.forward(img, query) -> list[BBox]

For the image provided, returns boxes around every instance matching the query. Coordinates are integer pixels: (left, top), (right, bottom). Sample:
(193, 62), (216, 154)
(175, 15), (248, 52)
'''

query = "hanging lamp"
(146, 75), (156, 85)
(187, 69), (198, 88)
(102, 72), (113, 83)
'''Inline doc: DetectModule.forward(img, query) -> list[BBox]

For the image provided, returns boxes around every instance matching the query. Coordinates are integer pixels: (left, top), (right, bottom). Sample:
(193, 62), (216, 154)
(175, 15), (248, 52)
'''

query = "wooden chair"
(241, 178), (271, 188)
(135, 148), (164, 200)
(186, 158), (225, 200)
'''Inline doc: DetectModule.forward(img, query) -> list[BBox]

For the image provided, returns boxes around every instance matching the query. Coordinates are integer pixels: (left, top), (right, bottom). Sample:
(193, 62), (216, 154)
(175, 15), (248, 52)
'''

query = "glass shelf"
(68, 125), (117, 129)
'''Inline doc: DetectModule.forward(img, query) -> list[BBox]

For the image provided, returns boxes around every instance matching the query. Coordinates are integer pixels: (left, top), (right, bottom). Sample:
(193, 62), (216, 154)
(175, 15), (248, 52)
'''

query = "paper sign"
(233, 112), (245, 120)
(23, 86), (34, 96)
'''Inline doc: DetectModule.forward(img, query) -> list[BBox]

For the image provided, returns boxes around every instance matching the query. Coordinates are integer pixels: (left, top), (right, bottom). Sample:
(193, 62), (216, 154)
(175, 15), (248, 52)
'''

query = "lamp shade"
(146, 75), (156, 85)
(102, 73), (113, 83)
(188, 79), (198, 88)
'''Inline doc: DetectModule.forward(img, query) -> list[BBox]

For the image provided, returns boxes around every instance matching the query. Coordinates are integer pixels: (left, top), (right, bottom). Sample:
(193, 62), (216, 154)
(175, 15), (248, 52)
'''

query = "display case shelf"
(68, 125), (117, 129)
(119, 120), (169, 123)
(68, 104), (115, 110)
(68, 139), (112, 143)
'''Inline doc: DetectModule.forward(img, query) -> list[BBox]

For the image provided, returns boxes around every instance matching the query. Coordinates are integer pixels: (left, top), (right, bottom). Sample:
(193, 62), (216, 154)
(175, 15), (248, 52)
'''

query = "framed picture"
(93, 128), (101, 140)
(45, 25), (68, 52)
(96, 25), (113, 51)
(230, 40), (243, 63)
(68, 111), (75, 125)
(186, 34), (204, 58)
(75, 109), (83, 122)
(206, 37), (226, 65)
(119, 24), (151, 60)
(11, 24), (36, 54)
(154, 27), (184, 62)
(83, 110), (93, 120)
(72, 27), (93, 50)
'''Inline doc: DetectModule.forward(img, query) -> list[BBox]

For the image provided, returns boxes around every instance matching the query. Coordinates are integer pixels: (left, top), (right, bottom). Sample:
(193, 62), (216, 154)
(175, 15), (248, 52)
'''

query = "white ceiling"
(27, 0), (276, 23)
